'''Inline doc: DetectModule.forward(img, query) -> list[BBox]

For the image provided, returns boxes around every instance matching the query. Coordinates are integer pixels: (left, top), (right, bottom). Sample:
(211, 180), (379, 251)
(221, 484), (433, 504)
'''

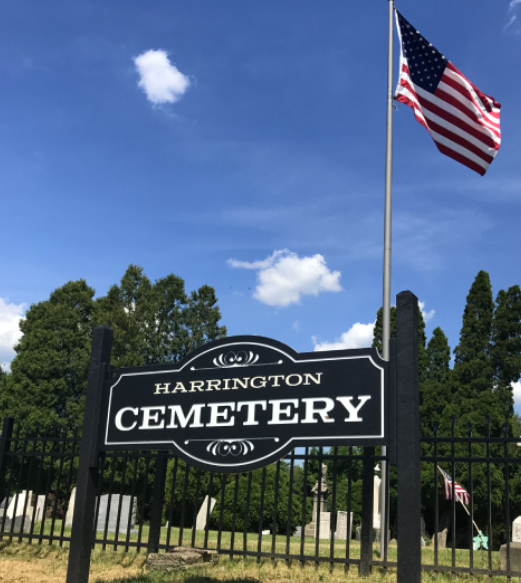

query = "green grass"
(0, 521), (510, 583)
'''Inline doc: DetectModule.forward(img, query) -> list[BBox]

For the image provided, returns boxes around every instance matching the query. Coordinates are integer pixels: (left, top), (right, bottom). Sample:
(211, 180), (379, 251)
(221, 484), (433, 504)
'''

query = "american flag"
(439, 467), (470, 505)
(394, 10), (501, 176)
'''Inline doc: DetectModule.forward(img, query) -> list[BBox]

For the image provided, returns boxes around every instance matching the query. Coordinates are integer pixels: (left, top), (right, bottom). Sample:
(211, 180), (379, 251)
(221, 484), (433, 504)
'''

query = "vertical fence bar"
(178, 464), (190, 547)
(345, 447), (353, 572)
(271, 460), (281, 563)
(242, 471), (252, 555)
(503, 423), (511, 579)
(468, 423), (474, 571)
(28, 424), (42, 542)
(205, 471), (214, 549)
(330, 448), (338, 571)
(486, 417), (492, 575)
(256, 467), (267, 561)
(450, 417), (456, 574)
(315, 448), (323, 567)
(0, 417), (14, 536)
(433, 423), (439, 571)
(113, 453), (129, 550)
(136, 454), (150, 552)
(285, 451), (295, 565)
(59, 425), (79, 545)
(9, 424), (28, 539)
(359, 446), (375, 577)
(299, 448), (309, 566)
(126, 454), (139, 552)
(191, 467), (203, 549)
(165, 456), (178, 550)
(148, 450), (168, 554)
(217, 473), (227, 552)
(66, 325), (113, 583)
(49, 427), (68, 543)
(230, 473), (239, 558)
(395, 291), (421, 583)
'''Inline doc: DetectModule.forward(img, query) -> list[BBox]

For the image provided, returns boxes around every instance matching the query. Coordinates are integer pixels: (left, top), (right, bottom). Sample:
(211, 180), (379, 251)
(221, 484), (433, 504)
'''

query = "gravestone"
(35, 495), (46, 522)
(293, 526), (302, 538)
(335, 511), (353, 540)
(96, 494), (137, 535)
(195, 495), (216, 531)
(513, 516), (521, 543)
(65, 488), (77, 527)
(6, 490), (33, 520)
(500, 516), (521, 571)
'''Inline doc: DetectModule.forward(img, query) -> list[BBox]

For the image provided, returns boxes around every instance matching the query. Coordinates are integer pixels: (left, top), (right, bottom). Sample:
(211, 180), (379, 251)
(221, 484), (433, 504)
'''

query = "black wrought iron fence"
(0, 415), (520, 579)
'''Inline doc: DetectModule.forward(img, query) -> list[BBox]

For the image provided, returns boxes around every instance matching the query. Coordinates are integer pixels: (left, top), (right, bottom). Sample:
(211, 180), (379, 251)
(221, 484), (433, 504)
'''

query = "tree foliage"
(2, 265), (226, 429)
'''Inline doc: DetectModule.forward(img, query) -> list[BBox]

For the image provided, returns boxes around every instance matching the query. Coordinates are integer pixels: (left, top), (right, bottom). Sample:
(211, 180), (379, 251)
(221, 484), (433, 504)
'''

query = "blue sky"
(0, 1), (520, 410)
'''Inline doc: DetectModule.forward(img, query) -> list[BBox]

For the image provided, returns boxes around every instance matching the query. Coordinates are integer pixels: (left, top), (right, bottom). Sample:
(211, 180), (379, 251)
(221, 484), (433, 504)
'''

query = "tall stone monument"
(195, 496), (216, 531)
(305, 464), (331, 539)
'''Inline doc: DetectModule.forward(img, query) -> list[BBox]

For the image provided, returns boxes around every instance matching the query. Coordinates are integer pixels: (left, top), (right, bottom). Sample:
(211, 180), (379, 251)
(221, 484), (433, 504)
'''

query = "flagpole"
(380, 0), (395, 559)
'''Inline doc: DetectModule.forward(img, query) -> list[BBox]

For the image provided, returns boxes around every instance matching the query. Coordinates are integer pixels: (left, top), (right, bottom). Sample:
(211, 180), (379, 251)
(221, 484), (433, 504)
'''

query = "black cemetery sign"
(100, 336), (391, 472)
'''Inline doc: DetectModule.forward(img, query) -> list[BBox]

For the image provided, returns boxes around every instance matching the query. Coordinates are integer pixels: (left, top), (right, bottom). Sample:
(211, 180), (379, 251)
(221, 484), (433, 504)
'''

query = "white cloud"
(227, 249), (342, 307)
(134, 49), (190, 105)
(503, 14), (517, 31)
(313, 321), (375, 352)
(0, 298), (25, 366)
(513, 380), (521, 406)
(419, 301), (435, 323)
(292, 320), (300, 332)
(510, 0), (521, 9)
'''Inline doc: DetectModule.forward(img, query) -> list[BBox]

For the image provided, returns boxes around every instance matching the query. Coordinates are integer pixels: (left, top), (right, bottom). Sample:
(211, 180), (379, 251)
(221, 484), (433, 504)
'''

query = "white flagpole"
(380, 0), (395, 559)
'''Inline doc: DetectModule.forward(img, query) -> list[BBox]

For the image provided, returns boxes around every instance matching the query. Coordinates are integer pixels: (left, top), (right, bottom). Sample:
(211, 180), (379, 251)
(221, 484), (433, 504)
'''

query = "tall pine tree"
(452, 270), (495, 433)
(421, 327), (452, 432)
(490, 285), (521, 426)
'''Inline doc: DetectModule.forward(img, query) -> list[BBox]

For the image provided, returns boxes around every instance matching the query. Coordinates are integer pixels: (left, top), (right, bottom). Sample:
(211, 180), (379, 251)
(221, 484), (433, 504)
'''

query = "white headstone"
(335, 511), (353, 540)
(195, 495), (216, 531)
(513, 516), (521, 543)
(96, 494), (137, 535)
(65, 488), (76, 527)
(35, 495), (46, 522)
(373, 474), (382, 529)
(6, 490), (33, 520)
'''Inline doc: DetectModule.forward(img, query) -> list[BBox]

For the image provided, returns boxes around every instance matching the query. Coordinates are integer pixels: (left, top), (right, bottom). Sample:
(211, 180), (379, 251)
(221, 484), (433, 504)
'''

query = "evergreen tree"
(421, 327), (452, 431)
(490, 285), (521, 424)
(452, 270), (495, 432)
(5, 280), (96, 429)
(372, 307), (396, 354)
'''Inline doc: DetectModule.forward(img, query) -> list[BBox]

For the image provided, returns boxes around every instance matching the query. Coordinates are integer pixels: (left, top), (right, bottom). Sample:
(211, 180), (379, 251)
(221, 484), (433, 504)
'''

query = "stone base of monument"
(146, 547), (219, 572)
(500, 542), (521, 572)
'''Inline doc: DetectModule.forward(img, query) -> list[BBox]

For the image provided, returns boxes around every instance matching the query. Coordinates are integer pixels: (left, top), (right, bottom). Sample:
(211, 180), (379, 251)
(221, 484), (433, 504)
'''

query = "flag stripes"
(394, 10), (501, 176)
(439, 467), (470, 505)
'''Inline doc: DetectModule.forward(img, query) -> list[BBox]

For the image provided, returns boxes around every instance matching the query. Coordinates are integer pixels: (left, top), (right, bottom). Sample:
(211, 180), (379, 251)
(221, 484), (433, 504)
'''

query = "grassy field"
(0, 523), (509, 583)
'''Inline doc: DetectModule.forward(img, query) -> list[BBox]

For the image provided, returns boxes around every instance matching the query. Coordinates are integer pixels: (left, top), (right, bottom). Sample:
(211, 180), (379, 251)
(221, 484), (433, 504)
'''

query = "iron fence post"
(396, 291), (421, 583)
(66, 326), (113, 583)
(147, 450), (168, 554)
(359, 446), (375, 576)
(0, 417), (14, 511)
